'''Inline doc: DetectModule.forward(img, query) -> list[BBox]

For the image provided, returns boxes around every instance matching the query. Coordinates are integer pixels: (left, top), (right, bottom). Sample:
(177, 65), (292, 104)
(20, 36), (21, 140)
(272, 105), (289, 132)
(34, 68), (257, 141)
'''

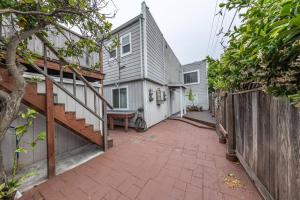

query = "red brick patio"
(21, 120), (261, 200)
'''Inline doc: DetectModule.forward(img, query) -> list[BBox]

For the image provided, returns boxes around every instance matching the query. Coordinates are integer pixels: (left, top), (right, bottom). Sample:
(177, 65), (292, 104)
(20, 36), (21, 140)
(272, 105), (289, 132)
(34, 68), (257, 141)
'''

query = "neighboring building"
(103, 2), (186, 128)
(182, 60), (209, 110)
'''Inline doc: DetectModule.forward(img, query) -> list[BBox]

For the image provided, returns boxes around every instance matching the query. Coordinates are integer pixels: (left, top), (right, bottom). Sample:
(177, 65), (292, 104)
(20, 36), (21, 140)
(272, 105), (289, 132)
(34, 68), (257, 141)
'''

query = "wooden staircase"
(0, 68), (103, 146)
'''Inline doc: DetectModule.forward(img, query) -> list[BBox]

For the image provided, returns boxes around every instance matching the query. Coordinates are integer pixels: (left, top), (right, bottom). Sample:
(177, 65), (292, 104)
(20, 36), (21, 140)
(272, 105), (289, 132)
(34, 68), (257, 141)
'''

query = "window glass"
(122, 44), (130, 54)
(109, 49), (116, 59)
(120, 88), (127, 109)
(112, 88), (127, 109)
(184, 71), (198, 84)
(122, 35), (130, 44)
(121, 34), (131, 55)
(112, 89), (119, 108)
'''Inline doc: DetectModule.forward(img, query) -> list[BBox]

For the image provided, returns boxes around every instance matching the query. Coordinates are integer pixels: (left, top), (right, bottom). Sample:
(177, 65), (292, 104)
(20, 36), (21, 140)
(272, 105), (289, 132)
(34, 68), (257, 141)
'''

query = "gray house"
(182, 60), (209, 110)
(103, 2), (186, 128)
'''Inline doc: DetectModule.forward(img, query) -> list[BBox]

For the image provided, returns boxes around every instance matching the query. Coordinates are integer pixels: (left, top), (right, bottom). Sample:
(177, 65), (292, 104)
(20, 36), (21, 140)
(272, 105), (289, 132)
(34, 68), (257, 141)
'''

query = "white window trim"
(183, 69), (200, 85)
(108, 41), (117, 61)
(120, 32), (132, 57)
(111, 86), (129, 110)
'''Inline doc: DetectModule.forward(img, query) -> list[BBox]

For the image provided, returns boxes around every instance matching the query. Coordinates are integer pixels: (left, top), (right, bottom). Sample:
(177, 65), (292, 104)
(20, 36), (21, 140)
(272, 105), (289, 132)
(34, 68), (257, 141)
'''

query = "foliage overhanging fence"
(210, 90), (300, 200)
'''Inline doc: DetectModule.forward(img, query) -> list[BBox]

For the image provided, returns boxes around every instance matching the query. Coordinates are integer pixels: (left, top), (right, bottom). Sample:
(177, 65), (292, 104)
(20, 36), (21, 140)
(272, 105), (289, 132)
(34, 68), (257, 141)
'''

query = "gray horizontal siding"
(183, 61), (209, 109)
(164, 40), (182, 84)
(103, 81), (143, 112)
(145, 8), (165, 84)
(1, 23), (99, 69)
(103, 20), (142, 85)
(103, 81), (143, 126)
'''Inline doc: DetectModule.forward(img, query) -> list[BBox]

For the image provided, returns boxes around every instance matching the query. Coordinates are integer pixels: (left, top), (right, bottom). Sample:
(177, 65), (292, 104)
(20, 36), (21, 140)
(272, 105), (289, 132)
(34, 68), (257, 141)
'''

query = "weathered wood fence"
(210, 90), (300, 200)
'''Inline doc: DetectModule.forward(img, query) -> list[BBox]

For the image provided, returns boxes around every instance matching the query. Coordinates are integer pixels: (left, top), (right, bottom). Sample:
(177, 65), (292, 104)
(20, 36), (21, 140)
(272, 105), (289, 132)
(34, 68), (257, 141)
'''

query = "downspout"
(141, 2), (149, 127)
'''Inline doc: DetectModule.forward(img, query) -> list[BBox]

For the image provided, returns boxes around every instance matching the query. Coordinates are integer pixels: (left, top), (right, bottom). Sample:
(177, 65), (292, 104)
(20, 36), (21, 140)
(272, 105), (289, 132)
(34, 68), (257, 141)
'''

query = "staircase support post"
(102, 102), (108, 151)
(46, 78), (56, 178)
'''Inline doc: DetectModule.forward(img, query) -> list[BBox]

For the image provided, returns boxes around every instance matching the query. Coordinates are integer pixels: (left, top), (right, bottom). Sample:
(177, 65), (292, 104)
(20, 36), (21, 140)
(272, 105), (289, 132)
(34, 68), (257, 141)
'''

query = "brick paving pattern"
(21, 120), (261, 200)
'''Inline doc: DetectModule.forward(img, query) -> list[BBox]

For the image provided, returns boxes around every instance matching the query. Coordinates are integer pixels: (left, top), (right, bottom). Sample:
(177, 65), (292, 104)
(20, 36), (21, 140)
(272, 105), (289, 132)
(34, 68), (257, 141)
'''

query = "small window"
(120, 33), (131, 57)
(112, 87), (128, 109)
(184, 70), (199, 84)
(108, 42), (117, 60)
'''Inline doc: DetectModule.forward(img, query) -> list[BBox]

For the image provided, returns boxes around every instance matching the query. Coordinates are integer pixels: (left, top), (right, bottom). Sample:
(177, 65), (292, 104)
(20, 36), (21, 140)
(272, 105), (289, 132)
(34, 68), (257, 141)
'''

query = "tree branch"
(0, 24), (47, 141)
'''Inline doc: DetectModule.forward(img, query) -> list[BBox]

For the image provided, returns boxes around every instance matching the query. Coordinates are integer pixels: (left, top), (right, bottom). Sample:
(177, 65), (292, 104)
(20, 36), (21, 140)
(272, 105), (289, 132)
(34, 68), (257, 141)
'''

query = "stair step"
(54, 103), (65, 105)
(85, 124), (94, 129)
(76, 118), (86, 125)
(65, 111), (76, 115)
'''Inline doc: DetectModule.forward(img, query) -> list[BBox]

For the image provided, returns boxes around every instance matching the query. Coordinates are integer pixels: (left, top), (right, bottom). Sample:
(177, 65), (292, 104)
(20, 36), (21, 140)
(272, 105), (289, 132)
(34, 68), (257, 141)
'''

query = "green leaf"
(37, 132), (46, 141)
(290, 14), (300, 26)
(15, 147), (27, 153)
(15, 125), (27, 136)
(0, 183), (5, 191)
(30, 141), (37, 148)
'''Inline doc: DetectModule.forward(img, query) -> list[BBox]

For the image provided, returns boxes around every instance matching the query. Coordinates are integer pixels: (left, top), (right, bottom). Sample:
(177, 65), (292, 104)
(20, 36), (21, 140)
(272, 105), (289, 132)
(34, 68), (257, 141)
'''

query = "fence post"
(225, 93), (237, 162)
(216, 91), (227, 144)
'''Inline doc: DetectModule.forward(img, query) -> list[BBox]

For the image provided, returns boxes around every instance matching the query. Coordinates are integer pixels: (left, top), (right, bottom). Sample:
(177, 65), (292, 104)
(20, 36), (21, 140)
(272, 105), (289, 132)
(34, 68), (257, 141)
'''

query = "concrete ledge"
(183, 116), (216, 128)
(169, 117), (215, 131)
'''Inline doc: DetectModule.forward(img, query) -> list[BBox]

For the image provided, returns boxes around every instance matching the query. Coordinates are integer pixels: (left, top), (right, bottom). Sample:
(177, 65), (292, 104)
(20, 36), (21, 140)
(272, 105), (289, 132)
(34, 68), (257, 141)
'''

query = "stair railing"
(31, 33), (112, 151)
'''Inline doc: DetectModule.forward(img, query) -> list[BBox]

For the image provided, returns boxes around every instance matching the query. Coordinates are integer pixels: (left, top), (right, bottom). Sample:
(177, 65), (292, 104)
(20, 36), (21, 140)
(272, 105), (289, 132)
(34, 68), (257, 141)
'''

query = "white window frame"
(108, 41), (117, 61)
(183, 70), (200, 85)
(111, 86), (129, 110)
(120, 32), (132, 57)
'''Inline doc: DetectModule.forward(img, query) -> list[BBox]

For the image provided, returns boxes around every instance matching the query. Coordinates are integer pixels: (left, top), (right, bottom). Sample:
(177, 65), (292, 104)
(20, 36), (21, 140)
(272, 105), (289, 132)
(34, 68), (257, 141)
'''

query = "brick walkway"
(21, 120), (261, 200)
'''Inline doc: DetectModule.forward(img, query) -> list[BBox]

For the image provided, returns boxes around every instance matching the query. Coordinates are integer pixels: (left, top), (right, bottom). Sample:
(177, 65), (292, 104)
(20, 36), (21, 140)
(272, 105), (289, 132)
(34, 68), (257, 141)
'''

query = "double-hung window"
(112, 87), (128, 109)
(108, 42), (117, 60)
(184, 70), (199, 84)
(120, 33), (131, 57)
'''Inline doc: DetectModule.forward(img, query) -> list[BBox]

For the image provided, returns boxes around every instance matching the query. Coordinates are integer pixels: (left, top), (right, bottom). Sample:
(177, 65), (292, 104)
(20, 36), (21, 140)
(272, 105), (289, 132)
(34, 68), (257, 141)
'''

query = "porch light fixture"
(149, 89), (154, 102)
(156, 88), (164, 105)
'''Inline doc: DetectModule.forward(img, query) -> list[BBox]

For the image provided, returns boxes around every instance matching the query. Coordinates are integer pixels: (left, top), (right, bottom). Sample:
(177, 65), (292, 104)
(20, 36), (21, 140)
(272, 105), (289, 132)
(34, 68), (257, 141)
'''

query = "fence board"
(277, 97), (289, 200)
(269, 96), (278, 198)
(213, 90), (300, 200)
(288, 105), (300, 200)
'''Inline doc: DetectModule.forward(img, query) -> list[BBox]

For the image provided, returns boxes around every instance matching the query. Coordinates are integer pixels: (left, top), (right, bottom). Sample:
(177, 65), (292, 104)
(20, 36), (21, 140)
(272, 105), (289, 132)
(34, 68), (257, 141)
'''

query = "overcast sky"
(106, 0), (240, 64)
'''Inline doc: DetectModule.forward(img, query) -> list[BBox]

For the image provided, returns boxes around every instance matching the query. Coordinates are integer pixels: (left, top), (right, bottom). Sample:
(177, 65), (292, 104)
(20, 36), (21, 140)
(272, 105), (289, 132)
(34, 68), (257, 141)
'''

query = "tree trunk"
(0, 25), (47, 183)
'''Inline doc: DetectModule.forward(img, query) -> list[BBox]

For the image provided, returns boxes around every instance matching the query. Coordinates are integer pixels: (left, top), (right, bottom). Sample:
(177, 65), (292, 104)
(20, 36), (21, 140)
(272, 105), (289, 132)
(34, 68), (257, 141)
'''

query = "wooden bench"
(107, 111), (135, 132)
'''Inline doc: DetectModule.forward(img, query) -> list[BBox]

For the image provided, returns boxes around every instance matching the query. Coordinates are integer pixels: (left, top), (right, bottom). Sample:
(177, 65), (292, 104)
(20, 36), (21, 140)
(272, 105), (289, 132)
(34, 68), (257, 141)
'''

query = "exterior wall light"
(149, 89), (154, 102)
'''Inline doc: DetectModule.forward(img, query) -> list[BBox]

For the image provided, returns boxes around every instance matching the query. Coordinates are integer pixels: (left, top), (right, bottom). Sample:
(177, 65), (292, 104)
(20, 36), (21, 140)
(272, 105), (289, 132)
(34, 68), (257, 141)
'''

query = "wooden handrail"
(35, 33), (113, 109)
(29, 61), (105, 122)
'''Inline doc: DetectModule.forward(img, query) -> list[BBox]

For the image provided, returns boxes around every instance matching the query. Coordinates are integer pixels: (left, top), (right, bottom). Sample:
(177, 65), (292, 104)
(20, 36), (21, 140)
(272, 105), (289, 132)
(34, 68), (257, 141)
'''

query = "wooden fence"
(210, 90), (300, 200)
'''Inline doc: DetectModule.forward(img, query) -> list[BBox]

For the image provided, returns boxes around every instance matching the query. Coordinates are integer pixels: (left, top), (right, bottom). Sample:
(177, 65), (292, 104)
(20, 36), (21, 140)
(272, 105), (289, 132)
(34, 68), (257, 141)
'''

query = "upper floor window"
(184, 70), (199, 85)
(108, 42), (117, 60)
(112, 87), (128, 109)
(120, 33), (131, 57)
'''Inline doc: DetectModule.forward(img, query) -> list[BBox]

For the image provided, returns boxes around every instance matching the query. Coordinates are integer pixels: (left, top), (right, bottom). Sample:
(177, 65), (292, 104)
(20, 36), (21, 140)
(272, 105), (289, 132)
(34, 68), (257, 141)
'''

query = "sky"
(105, 0), (240, 65)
